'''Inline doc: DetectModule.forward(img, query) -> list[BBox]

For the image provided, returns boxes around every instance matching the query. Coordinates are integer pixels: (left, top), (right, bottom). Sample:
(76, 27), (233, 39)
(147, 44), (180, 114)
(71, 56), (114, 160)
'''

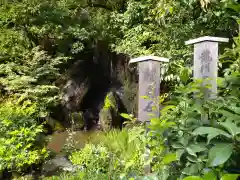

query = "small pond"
(47, 130), (103, 153)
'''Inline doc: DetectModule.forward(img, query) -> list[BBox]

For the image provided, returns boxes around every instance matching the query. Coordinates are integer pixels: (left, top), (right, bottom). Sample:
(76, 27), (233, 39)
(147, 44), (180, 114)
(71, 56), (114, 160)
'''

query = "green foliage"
(103, 92), (117, 110)
(0, 100), (48, 171)
(221, 35), (240, 97)
(99, 92), (123, 130)
(70, 144), (114, 173)
(69, 127), (146, 179)
(183, 173), (240, 180)
(183, 177), (204, 180)
(0, 0), (124, 173)
(0, 0), (240, 178)
(0, 46), (68, 116)
(121, 82), (138, 115)
(0, 0), (120, 114)
(59, 34), (240, 178)
(66, 122), (179, 179)
(154, 55), (240, 179)
(43, 172), (88, 180)
(113, 0), (236, 85)
(103, 127), (145, 170)
(120, 113), (138, 127)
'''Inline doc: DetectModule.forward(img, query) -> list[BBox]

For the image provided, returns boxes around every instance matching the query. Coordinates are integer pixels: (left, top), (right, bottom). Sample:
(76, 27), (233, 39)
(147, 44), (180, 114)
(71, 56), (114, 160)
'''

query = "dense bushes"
(46, 125), (178, 179)
(46, 31), (240, 179)
(159, 83), (240, 179)
(0, 0), (112, 174)
(0, 100), (48, 172)
(69, 127), (146, 179)
(0, 0), (240, 179)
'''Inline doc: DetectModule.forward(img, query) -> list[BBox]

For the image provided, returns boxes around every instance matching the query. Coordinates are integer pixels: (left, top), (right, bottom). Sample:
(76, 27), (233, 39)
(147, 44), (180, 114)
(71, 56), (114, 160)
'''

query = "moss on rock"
(99, 91), (121, 131)
(70, 111), (85, 130)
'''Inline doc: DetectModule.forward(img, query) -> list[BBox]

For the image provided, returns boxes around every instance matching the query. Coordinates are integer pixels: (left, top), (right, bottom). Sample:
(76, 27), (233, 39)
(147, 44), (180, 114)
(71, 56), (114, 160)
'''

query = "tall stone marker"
(185, 36), (229, 99)
(129, 56), (169, 123)
(129, 55), (169, 174)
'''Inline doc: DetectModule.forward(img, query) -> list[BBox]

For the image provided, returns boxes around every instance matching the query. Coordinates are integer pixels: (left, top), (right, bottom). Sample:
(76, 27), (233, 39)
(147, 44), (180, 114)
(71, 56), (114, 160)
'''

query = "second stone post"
(185, 36), (229, 99)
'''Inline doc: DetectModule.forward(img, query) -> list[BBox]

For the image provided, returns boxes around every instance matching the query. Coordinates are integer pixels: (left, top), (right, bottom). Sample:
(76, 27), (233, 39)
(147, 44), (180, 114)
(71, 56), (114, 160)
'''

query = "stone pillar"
(185, 36), (229, 99)
(129, 56), (169, 174)
(129, 56), (169, 123)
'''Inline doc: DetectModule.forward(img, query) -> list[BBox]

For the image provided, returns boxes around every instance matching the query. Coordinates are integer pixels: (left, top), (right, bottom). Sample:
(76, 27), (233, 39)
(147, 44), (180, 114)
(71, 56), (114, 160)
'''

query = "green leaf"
(217, 77), (225, 87)
(219, 110), (239, 121)
(162, 153), (177, 164)
(186, 155), (199, 163)
(207, 143), (233, 167)
(141, 96), (149, 99)
(192, 127), (231, 143)
(220, 174), (239, 180)
(231, 107), (240, 115)
(183, 176), (203, 180)
(188, 144), (207, 153)
(172, 143), (183, 149)
(160, 105), (176, 116)
(176, 149), (185, 160)
(186, 147), (197, 157)
(182, 163), (203, 176)
(227, 3), (240, 12)
(219, 121), (240, 137)
(169, 6), (173, 14)
(157, 168), (169, 180)
(120, 113), (133, 120)
(179, 135), (191, 146)
(180, 67), (191, 83)
(203, 170), (217, 180)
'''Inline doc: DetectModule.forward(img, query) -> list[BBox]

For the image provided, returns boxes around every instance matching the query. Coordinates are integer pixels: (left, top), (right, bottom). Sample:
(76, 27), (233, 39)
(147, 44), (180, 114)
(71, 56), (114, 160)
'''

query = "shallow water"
(47, 130), (101, 153)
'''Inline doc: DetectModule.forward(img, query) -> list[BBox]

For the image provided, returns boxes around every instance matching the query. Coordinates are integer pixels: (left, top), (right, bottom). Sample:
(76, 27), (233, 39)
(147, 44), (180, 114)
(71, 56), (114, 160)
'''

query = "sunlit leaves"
(183, 176), (204, 180)
(0, 101), (48, 171)
(220, 174), (240, 180)
(203, 170), (217, 180)
(162, 153), (177, 164)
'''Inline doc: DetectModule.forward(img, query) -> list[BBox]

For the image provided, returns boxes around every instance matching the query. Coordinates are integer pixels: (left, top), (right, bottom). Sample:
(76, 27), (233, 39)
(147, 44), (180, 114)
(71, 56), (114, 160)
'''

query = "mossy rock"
(70, 111), (85, 130)
(121, 82), (138, 115)
(99, 108), (112, 131)
(103, 92), (118, 111)
(46, 117), (65, 132)
(99, 91), (121, 131)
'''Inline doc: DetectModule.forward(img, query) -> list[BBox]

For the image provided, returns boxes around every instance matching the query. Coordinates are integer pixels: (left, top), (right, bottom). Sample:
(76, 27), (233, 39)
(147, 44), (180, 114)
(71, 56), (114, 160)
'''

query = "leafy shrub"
(102, 127), (146, 176)
(0, 100), (48, 171)
(67, 125), (178, 179)
(44, 171), (111, 180)
(153, 77), (240, 179)
(183, 173), (239, 180)
(66, 127), (148, 179)
(146, 33), (240, 177)
(70, 144), (118, 177)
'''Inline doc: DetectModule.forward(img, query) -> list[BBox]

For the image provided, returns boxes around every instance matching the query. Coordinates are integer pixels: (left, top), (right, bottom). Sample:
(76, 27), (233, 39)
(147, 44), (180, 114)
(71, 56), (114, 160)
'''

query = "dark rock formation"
(50, 40), (138, 131)
(42, 156), (77, 177)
